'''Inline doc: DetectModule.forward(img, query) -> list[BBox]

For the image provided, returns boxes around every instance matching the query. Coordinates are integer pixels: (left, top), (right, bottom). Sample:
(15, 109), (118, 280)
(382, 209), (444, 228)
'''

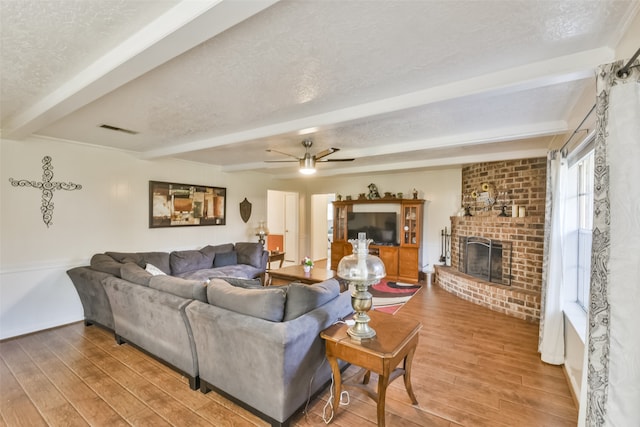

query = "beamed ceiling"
(1, 0), (638, 178)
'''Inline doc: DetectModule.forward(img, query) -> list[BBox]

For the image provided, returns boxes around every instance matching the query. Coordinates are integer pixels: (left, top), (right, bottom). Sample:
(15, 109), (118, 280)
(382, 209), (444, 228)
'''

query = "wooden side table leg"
(363, 370), (371, 385)
(327, 355), (342, 419)
(377, 373), (390, 427)
(403, 346), (418, 405)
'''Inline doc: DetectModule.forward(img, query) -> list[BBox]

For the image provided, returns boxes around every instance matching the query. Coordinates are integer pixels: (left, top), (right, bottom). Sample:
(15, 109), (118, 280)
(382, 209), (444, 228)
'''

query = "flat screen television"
(347, 212), (397, 245)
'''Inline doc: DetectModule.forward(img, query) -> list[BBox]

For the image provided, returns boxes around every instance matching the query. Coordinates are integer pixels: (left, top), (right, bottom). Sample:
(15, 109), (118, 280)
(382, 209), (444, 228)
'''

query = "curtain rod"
(617, 46), (640, 78)
(560, 104), (596, 153)
(559, 47), (640, 152)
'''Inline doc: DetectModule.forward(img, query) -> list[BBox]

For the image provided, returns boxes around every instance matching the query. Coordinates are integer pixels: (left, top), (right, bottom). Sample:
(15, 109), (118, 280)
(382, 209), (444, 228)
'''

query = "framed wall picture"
(149, 180), (226, 228)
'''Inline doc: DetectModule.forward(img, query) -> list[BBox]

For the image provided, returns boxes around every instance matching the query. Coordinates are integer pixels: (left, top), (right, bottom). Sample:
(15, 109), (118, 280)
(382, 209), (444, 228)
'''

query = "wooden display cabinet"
(331, 198), (424, 283)
(399, 201), (424, 282)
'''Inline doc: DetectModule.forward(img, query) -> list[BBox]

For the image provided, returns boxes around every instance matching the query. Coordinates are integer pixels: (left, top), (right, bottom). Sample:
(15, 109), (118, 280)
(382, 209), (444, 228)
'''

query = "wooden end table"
(320, 311), (422, 427)
(267, 251), (285, 269)
(268, 264), (335, 286)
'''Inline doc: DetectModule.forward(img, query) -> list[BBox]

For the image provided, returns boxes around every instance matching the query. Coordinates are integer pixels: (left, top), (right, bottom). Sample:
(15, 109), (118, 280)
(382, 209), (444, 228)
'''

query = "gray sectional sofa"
(67, 242), (353, 427)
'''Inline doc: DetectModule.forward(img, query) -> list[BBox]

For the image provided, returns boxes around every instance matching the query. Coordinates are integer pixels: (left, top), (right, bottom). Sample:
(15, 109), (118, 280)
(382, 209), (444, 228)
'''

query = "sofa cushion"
(170, 249), (215, 275)
(201, 243), (235, 261)
(235, 242), (263, 268)
(207, 279), (286, 322)
(90, 253), (123, 276)
(105, 251), (142, 265)
(212, 251), (237, 267)
(120, 262), (152, 286)
(283, 279), (341, 321)
(139, 252), (171, 274)
(177, 265), (262, 282)
(105, 251), (171, 274)
(221, 277), (263, 289)
(149, 275), (207, 302)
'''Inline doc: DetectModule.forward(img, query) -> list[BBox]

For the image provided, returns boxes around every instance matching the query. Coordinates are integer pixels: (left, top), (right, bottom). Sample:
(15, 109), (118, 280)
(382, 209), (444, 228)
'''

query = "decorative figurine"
(367, 183), (381, 199)
(412, 188), (418, 199)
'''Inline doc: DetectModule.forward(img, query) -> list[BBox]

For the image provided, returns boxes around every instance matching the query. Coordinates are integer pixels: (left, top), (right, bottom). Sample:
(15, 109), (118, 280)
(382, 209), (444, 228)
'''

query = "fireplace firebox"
(459, 236), (512, 285)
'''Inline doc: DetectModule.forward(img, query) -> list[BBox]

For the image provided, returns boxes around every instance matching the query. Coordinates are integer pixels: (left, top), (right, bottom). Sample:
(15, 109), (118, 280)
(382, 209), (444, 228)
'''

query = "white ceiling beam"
(267, 147), (550, 180)
(142, 47), (613, 159)
(334, 121), (567, 159)
(221, 120), (565, 172)
(3, 0), (280, 139)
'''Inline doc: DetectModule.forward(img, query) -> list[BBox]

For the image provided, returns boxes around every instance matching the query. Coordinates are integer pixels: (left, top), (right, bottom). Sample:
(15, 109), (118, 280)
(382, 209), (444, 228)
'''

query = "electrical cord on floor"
(303, 358), (327, 422)
(322, 371), (350, 424)
(302, 352), (351, 424)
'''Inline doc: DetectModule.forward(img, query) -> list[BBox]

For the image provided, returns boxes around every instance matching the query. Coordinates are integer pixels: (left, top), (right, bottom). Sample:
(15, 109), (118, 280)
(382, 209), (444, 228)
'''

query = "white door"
(310, 194), (334, 262)
(285, 193), (298, 264)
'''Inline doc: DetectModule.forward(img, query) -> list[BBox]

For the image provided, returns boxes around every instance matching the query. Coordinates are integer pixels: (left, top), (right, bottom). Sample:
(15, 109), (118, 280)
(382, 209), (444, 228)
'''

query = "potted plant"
(302, 257), (314, 273)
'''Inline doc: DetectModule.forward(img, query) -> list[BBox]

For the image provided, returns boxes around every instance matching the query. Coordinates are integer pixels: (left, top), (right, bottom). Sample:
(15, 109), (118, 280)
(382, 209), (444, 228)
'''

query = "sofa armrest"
(67, 266), (115, 330)
(186, 291), (352, 423)
(260, 250), (269, 271)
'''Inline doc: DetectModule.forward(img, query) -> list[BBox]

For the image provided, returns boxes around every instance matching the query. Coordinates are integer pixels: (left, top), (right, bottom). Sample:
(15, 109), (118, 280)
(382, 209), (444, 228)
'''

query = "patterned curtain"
(579, 58), (640, 426)
(538, 149), (567, 364)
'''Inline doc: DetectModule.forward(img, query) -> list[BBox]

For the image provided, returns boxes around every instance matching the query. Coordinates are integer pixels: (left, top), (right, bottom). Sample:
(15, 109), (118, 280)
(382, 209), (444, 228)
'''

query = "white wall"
(0, 136), (277, 339)
(305, 169), (462, 271)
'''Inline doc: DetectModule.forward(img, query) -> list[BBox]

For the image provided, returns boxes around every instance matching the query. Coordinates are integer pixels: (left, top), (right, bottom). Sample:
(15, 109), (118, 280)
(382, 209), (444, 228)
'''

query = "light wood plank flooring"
(0, 280), (577, 426)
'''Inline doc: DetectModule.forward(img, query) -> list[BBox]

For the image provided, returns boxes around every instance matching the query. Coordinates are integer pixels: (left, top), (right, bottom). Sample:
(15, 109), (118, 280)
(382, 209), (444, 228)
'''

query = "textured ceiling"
(1, 0), (638, 178)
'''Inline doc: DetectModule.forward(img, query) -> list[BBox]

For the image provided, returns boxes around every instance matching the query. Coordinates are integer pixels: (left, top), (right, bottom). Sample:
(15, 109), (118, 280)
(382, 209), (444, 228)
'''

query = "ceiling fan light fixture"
(299, 157), (316, 175)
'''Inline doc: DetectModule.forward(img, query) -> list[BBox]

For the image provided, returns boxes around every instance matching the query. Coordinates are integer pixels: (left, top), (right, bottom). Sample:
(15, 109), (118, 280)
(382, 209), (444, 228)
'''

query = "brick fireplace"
(436, 158), (546, 322)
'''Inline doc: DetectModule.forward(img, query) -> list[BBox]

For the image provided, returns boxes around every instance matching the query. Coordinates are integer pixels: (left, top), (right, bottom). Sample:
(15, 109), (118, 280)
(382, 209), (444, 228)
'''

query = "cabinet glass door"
(403, 206), (418, 246)
(334, 204), (348, 241)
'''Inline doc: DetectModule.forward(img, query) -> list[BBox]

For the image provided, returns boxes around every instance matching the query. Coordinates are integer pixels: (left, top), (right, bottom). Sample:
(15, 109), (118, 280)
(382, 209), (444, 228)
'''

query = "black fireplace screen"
(459, 236), (512, 285)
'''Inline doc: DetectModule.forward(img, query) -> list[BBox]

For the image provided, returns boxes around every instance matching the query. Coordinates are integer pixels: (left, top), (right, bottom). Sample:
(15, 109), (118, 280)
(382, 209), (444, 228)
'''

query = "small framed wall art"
(149, 180), (226, 228)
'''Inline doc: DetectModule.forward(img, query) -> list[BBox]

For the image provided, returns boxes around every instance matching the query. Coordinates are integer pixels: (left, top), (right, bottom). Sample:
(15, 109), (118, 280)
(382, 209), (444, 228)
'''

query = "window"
(566, 149), (595, 311)
(575, 152), (594, 310)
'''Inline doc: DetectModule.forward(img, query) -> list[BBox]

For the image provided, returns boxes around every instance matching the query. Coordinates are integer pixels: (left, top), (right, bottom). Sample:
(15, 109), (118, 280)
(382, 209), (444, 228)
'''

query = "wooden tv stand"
(331, 198), (424, 283)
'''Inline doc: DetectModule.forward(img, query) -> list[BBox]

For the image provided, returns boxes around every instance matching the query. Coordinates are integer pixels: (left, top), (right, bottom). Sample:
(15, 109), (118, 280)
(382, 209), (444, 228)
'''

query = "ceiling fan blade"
(264, 160), (298, 163)
(321, 158), (355, 162)
(265, 148), (300, 160)
(314, 147), (339, 160)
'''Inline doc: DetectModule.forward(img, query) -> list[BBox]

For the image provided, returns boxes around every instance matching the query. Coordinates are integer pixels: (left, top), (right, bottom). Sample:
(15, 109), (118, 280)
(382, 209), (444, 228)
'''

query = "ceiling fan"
(265, 139), (354, 174)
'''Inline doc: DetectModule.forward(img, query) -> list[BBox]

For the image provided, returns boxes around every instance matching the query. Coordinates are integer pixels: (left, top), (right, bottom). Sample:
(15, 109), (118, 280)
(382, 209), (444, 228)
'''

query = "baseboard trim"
(562, 363), (580, 408)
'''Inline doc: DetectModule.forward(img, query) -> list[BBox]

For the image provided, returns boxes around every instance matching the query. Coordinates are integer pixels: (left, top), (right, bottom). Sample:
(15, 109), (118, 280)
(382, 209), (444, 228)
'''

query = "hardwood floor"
(0, 281), (577, 426)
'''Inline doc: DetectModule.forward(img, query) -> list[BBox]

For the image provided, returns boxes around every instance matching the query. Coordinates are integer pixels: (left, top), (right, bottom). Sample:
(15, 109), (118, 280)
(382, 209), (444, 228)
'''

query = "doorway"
(267, 190), (299, 265)
(310, 193), (335, 266)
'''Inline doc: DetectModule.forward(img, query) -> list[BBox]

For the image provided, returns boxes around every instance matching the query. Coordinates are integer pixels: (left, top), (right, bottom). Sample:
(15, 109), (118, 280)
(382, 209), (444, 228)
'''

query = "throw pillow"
(235, 242), (263, 268)
(283, 279), (340, 321)
(213, 251), (237, 267)
(145, 263), (166, 276)
(121, 262), (152, 286)
(221, 276), (263, 289)
(207, 279), (286, 322)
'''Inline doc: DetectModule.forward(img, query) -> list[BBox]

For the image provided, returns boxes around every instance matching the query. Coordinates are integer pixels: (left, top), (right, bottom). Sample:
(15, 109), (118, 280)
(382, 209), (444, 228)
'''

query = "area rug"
(370, 280), (422, 315)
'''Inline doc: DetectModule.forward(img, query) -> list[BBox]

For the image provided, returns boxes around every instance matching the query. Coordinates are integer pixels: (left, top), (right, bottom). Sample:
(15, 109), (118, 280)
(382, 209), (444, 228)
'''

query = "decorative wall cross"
(9, 156), (82, 227)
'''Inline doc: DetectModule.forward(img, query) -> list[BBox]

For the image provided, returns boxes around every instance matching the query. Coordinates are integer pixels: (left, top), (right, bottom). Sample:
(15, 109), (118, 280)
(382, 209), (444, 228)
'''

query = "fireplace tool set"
(440, 227), (451, 266)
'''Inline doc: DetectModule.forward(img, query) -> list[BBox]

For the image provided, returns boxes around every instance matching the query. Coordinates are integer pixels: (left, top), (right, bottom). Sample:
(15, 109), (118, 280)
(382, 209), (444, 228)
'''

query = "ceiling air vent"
(98, 124), (139, 135)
